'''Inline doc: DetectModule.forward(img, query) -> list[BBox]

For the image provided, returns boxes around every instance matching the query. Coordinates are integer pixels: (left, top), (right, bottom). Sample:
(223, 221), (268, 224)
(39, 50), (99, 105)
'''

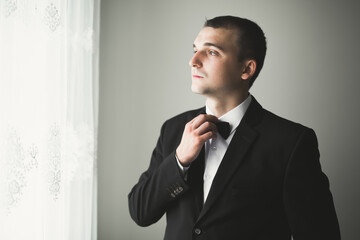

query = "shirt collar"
(206, 94), (252, 133)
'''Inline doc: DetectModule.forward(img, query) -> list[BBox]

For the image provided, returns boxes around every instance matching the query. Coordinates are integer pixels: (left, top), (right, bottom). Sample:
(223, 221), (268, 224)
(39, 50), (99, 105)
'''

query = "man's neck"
(206, 92), (249, 118)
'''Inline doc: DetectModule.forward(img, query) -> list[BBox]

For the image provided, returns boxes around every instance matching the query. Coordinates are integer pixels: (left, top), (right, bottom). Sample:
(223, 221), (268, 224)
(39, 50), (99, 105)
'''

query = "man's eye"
(193, 50), (198, 54)
(209, 50), (217, 56)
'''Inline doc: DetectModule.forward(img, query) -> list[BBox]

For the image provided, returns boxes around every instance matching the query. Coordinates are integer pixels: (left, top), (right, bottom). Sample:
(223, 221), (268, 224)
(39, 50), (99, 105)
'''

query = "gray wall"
(98, 0), (360, 239)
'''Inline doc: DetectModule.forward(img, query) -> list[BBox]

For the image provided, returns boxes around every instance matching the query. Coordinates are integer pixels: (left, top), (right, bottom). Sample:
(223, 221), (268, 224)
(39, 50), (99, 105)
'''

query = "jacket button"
(194, 228), (201, 235)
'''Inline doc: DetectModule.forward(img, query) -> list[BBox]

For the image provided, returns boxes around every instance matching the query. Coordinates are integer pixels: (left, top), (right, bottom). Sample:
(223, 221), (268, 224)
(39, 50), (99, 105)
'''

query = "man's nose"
(189, 51), (202, 68)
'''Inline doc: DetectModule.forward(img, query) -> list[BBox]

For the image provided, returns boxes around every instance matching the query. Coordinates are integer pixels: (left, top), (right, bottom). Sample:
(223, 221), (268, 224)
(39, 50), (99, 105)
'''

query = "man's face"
(190, 27), (246, 98)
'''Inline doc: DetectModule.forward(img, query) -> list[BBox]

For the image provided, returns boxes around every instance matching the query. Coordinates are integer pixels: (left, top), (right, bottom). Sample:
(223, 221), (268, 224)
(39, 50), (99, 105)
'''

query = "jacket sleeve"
(283, 128), (341, 240)
(128, 120), (190, 227)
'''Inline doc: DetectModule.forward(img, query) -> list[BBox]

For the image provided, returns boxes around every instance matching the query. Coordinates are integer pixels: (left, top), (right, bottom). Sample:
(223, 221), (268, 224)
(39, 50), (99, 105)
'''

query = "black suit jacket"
(128, 97), (340, 240)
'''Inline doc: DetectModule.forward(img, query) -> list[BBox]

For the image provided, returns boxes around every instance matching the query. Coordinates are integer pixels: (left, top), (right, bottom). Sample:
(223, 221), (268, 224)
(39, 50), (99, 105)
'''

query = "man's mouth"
(192, 75), (204, 78)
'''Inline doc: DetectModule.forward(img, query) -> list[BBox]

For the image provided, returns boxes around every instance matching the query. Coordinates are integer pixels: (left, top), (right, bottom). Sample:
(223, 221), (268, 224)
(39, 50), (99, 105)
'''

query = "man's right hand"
(176, 114), (219, 166)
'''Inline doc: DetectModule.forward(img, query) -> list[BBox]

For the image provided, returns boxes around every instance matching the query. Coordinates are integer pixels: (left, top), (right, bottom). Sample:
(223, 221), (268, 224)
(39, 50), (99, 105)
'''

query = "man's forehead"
(193, 27), (237, 49)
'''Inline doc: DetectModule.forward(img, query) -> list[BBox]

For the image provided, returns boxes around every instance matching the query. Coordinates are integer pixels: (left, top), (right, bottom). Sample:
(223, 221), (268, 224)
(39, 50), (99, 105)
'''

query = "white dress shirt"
(203, 95), (252, 202)
(176, 95), (252, 203)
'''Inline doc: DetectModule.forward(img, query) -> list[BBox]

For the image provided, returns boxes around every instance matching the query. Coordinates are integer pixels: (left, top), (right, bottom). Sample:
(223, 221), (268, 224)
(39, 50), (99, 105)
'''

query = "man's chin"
(191, 82), (212, 95)
(191, 85), (203, 95)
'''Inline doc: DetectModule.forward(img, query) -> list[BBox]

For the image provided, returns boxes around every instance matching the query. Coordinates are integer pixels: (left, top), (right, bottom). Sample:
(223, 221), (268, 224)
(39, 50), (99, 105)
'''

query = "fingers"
(191, 114), (219, 131)
(196, 120), (217, 137)
(176, 114), (219, 165)
(198, 130), (216, 142)
(187, 114), (218, 140)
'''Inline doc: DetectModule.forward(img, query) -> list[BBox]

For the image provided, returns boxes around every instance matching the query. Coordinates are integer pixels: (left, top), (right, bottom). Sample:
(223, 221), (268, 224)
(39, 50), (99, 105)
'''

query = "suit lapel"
(186, 107), (206, 215)
(187, 147), (205, 214)
(196, 96), (263, 221)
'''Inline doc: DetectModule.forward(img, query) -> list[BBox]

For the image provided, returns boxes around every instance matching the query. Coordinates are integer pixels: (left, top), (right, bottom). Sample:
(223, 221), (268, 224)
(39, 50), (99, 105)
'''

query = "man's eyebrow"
(193, 42), (225, 51)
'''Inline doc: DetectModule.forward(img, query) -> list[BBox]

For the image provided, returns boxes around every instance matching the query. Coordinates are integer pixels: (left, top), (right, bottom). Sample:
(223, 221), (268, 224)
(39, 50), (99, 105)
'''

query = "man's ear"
(241, 59), (256, 80)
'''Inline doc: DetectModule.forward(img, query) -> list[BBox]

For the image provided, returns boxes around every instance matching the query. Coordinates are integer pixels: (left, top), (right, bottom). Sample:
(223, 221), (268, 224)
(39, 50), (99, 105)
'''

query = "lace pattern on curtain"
(0, 0), (99, 239)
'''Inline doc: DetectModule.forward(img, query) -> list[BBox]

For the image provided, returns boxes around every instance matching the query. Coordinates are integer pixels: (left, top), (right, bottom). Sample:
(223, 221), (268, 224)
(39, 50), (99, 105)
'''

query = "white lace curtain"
(0, 0), (99, 239)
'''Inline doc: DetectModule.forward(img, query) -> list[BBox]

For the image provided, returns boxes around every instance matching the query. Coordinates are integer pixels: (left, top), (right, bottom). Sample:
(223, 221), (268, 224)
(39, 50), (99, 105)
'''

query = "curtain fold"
(0, 0), (99, 239)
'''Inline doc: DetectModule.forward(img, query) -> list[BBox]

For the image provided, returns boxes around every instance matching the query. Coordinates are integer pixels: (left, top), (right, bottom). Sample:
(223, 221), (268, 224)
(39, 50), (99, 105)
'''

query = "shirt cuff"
(175, 153), (190, 176)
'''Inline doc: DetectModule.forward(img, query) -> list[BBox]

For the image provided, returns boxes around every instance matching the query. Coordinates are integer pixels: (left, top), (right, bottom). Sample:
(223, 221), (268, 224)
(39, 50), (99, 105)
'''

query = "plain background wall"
(98, 0), (360, 239)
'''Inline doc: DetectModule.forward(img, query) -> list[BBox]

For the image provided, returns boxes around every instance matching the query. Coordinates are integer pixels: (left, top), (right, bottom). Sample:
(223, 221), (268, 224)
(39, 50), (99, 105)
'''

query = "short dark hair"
(204, 16), (267, 88)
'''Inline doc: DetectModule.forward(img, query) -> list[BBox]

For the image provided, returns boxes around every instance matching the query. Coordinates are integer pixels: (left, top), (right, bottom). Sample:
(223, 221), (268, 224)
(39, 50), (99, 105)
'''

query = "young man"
(128, 16), (340, 240)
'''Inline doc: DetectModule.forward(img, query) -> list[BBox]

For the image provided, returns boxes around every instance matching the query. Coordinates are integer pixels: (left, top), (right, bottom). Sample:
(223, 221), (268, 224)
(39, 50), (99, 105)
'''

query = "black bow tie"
(216, 121), (231, 139)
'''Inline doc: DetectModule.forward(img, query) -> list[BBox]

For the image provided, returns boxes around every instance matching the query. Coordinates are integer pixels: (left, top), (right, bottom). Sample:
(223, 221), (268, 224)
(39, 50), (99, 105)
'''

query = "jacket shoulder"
(246, 96), (312, 135)
(258, 108), (316, 144)
(263, 109), (308, 129)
